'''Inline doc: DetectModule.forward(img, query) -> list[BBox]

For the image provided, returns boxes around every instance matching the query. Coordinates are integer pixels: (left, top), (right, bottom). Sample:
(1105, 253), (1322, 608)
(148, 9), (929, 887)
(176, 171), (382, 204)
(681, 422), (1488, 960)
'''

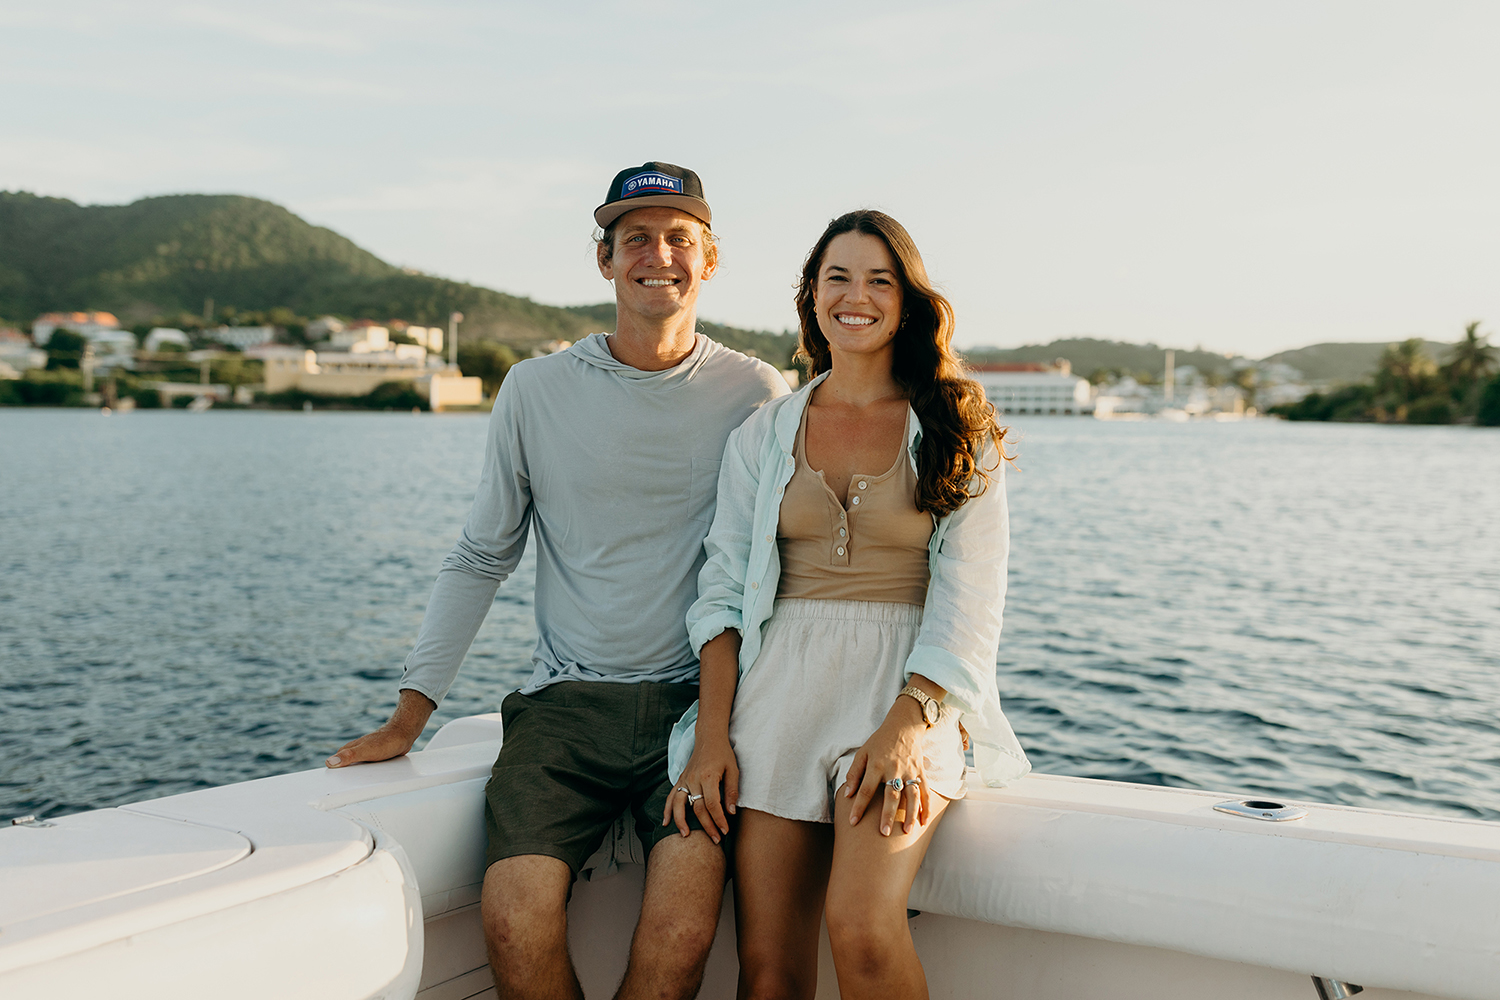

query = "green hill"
(1260, 340), (1453, 383)
(962, 338), (1238, 380)
(0, 191), (795, 363)
(964, 336), (1464, 384)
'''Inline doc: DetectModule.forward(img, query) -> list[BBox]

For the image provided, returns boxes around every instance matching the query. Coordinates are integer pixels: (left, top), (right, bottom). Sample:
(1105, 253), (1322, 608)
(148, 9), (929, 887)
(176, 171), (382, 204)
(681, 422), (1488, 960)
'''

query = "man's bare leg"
(483, 854), (581, 1000)
(615, 829), (727, 1000)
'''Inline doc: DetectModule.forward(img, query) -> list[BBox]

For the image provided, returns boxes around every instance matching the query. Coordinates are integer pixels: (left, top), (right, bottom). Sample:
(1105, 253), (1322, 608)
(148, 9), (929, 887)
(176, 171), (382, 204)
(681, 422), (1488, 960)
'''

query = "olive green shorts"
(483, 680), (720, 876)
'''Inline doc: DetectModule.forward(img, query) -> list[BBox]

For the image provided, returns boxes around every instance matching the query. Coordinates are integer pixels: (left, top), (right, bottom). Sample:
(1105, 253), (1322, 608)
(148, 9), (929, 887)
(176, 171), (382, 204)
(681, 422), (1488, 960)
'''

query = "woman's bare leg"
(824, 788), (950, 1000)
(733, 808), (835, 1000)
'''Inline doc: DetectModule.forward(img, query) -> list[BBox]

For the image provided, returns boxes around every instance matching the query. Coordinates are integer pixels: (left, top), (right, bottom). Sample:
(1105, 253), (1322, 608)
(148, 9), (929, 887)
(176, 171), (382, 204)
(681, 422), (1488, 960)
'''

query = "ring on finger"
(687, 792), (704, 804)
(675, 785), (690, 796)
(886, 778), (904, 792)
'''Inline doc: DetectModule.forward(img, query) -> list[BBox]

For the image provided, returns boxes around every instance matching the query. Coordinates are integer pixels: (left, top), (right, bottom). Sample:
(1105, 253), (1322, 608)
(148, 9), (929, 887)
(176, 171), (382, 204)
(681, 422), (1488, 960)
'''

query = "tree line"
(1271, 324), (1500, 426)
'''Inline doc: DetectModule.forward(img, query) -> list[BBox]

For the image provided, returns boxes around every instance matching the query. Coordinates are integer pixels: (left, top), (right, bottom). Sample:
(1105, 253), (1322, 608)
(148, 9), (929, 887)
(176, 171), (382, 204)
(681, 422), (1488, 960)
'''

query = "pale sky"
(3, 1), (1497, 356)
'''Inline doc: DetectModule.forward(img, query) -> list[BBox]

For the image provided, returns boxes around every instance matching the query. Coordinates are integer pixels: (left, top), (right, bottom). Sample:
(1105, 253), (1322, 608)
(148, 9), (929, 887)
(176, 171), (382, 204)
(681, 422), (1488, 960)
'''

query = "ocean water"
(1, 408), (1497, 822)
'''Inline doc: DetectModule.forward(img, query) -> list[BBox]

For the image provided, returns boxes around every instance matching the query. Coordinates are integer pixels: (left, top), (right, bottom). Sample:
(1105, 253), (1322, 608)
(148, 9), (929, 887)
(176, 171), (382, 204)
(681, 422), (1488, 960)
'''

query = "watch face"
(923, 699), (939, 725)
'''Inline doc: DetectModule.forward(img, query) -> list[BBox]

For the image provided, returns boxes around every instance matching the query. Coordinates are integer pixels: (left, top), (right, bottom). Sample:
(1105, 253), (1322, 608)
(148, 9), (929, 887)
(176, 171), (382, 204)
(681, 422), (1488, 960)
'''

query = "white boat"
(4, 712), (1498, 1000)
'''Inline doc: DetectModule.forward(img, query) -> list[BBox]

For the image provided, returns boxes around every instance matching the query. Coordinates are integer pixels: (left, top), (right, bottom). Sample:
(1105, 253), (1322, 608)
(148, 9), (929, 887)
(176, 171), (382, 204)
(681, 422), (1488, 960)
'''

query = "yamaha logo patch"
(622, 170), (683, 197)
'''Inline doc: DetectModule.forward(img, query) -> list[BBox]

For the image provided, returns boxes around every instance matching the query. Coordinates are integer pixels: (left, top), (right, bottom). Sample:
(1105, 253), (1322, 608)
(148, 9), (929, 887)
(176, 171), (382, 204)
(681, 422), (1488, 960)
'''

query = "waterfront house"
(391, 322), (442, 353)
(330, 321), (389, 353)
(31, 311), (121, 346)
(972, 361), (1092, 415)
(261, 347), (482, 411)
(144, 328), (191, 352)
(87, 329), (141, 372)
(0, 329), (45, 374)
(203, 325), (276, 350)
(306, 316), (345, 342)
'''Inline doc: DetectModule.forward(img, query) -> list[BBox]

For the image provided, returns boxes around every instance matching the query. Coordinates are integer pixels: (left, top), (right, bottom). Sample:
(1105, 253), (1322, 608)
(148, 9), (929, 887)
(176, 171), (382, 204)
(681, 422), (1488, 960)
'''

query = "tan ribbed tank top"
(776, 405), (933, 605)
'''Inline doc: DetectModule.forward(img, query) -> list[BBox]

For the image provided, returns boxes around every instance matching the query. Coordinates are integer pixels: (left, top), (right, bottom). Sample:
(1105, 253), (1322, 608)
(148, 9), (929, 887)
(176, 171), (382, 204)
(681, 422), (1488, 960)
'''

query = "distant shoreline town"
(0, 310), (492, 413)
(3, 191), (1494, 424)
(1, 310), (1497, 425)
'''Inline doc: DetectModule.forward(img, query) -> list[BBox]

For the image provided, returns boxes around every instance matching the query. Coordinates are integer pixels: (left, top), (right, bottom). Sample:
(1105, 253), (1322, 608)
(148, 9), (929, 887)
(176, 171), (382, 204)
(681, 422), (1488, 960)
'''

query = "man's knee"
(638, 903), (719, 964)
(635, 831), (726, 963)
(482, 854), (573, 953)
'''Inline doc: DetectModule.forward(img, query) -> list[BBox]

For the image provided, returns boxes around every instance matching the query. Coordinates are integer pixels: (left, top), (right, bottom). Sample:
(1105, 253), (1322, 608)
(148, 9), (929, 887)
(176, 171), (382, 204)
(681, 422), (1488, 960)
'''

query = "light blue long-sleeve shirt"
(671, 372), (1031, 787)
(398, 333), (788, 706)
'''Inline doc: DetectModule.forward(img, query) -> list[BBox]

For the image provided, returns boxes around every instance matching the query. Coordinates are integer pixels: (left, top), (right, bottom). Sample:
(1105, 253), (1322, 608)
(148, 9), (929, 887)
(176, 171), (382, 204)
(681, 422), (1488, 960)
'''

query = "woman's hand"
(663, 731), (739, 844)
(844, 695), (931, 837)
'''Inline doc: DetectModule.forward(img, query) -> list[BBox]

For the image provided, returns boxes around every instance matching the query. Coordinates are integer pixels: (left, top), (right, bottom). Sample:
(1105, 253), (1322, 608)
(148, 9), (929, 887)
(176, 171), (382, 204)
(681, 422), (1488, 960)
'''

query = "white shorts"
(730, 599), (968, 824)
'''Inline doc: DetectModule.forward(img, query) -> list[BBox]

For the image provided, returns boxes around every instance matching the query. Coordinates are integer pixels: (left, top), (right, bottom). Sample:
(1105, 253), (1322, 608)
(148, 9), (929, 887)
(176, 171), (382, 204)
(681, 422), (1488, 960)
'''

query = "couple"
(328, 161), (1029, 1000)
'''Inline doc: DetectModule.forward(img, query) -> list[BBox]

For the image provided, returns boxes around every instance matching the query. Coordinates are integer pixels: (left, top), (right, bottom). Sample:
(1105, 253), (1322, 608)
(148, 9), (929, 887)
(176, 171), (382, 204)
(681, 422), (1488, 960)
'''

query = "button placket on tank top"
(775, 405), (933, 605)
(826, 486), (850, 566)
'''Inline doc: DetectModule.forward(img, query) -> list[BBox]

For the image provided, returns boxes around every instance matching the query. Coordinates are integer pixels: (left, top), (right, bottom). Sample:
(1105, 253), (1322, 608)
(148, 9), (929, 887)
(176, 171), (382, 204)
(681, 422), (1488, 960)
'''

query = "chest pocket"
(689, 458), (723, 524)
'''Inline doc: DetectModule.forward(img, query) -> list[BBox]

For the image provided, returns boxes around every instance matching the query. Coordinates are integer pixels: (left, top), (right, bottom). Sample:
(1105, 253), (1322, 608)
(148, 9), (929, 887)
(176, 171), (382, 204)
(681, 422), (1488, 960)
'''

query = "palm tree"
(1442, 322), (1498, 414)
(1374, 338), (1439, 419)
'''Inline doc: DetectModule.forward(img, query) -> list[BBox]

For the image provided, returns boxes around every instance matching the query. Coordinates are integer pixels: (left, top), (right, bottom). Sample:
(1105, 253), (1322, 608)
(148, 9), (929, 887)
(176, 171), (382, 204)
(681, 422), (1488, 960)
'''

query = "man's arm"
(327, 371), (534, 768)
(326, 688), (437, 767)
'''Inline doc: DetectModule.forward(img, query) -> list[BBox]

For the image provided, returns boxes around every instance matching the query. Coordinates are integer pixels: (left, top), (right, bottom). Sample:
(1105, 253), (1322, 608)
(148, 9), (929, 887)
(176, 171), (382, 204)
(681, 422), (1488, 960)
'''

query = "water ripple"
(2, 411), (1498, 823)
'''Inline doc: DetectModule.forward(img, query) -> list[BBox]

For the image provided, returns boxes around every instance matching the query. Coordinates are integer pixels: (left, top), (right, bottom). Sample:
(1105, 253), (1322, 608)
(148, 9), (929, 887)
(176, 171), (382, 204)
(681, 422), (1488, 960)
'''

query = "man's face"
(598, 207), (716, 324)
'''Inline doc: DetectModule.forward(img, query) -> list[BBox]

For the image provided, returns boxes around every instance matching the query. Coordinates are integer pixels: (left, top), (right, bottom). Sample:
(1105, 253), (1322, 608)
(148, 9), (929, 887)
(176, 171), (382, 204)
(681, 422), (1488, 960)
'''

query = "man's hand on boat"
(664, 733), (738, 844)
(325, 689), (437, 768)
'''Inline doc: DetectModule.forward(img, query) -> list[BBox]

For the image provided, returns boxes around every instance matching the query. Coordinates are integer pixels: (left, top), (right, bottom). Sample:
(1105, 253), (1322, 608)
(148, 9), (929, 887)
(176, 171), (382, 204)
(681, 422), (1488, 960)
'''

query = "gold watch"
(899, 685), (940, 727)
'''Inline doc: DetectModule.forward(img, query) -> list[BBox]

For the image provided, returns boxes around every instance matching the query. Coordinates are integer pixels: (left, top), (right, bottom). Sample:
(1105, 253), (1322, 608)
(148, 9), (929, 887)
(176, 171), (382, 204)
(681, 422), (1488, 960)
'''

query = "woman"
(664, 210), (1029, 999)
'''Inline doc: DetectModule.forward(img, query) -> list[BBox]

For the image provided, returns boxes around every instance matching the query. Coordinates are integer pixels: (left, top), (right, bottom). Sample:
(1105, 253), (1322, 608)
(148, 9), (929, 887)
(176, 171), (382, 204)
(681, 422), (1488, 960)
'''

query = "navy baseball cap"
(594, 161), (712, 229)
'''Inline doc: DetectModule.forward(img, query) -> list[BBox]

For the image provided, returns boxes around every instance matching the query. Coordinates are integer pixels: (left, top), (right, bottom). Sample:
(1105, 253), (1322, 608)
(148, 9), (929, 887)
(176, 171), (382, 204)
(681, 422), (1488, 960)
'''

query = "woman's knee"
(824, 897), (905, 977)
(736, 958), (816, 1000)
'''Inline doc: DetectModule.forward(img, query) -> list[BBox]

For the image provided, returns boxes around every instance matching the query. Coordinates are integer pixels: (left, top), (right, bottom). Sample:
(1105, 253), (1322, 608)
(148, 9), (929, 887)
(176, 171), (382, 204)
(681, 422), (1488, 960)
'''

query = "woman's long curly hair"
(794, 210), (1009, 516)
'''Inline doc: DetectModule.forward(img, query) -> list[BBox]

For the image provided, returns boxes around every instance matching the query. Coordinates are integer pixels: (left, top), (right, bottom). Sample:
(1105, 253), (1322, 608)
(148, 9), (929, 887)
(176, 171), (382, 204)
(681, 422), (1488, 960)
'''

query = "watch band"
(899, 685), (940, 727)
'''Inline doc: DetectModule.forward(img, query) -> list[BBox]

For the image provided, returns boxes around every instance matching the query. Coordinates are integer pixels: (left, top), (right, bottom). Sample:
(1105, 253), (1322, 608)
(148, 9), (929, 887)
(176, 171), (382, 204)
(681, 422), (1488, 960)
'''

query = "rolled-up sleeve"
(398, 375), (533, 706)
(904, 449), (1009, 715)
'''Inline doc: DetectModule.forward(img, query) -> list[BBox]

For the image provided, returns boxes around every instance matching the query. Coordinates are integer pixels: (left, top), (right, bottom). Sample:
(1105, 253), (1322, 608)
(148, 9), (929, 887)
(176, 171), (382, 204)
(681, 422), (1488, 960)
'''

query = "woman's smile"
(815, 231), (904, 356)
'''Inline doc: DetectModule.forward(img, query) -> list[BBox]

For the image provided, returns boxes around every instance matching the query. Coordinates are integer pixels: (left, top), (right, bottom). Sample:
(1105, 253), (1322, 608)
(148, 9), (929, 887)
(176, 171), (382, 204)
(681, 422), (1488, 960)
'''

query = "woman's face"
(814, 231), (904, 363)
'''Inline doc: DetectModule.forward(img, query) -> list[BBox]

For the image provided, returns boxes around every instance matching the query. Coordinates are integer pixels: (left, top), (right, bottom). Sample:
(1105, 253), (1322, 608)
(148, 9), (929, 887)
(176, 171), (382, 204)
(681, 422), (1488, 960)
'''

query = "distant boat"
(3, 713), (1497, 999)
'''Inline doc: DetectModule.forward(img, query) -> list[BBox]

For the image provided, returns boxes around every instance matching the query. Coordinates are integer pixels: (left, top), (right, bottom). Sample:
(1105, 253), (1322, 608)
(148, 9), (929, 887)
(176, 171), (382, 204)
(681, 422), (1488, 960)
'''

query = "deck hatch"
(1213, 799), (1309, 822)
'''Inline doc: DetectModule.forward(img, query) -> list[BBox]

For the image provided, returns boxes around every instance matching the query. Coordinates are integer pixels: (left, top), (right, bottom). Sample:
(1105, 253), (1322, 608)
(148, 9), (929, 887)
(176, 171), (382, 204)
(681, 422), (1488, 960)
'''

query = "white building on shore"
(971, 361), (1091, 415)
(86, 329), (141, 372)
(31, 311), (122, 346)
(144, 328), (191, 352)
(203, 325), (276, 349)
(0, 329), (44, 375)
(330, 321), (389, 352)
(260, 347), (482, 411)
(402, 325), (443, 353)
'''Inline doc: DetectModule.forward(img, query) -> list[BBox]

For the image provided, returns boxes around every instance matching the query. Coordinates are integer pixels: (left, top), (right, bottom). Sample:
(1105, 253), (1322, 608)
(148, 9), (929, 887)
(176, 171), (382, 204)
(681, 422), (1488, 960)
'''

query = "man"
(326, 162), (787, 1000)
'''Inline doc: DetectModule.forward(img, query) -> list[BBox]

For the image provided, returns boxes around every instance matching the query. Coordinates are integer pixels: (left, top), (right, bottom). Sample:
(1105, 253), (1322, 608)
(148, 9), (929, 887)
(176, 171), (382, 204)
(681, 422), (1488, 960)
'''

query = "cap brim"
(594, 195), (712, 230)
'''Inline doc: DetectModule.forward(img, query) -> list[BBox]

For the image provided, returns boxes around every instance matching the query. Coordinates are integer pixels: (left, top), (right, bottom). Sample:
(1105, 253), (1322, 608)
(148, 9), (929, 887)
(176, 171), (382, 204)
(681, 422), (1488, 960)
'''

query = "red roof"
(35, 311), (120, 327)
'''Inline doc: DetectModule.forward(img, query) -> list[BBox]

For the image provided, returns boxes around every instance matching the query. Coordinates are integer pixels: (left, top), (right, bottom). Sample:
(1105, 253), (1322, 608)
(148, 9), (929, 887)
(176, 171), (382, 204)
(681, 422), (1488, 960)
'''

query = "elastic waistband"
(769, 598), (924, 625)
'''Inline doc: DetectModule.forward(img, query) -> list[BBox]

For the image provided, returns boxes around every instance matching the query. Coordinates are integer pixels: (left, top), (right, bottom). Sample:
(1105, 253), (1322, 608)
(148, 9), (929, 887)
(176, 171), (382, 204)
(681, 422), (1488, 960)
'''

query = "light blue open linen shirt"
(397, 333), (787, 706)
(671, 372), (1031, 787)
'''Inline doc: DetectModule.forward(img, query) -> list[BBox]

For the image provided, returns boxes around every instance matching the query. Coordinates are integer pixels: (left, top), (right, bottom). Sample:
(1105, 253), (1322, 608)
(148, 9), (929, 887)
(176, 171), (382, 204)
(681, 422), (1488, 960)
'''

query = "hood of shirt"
(566, 332), (714, 388)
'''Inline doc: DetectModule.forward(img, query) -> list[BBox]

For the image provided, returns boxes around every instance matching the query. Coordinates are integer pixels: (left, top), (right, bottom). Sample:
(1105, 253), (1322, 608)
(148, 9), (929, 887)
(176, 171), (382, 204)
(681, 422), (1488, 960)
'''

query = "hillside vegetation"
(965, 336), (1460, 385)
(0, 191), (795, 362)
(1259, 340), (1452, 383)
(963, 338), (1240, 380)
